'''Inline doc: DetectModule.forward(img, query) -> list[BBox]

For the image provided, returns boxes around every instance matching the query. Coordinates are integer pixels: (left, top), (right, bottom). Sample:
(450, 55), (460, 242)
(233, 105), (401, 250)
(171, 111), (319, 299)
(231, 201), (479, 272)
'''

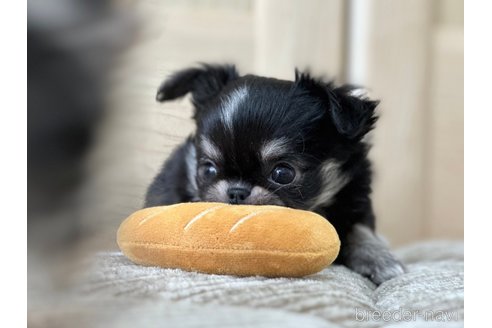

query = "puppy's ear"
(329, 86), (379, 140)
(156, 64), (239, 107)
(294, 70), (378, 140)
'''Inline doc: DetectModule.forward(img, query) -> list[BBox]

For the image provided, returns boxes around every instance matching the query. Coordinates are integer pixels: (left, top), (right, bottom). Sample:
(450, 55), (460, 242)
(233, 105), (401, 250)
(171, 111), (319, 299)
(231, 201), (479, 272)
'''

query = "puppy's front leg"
(145, 137), (199, 207)
(340, 223), (406, 285)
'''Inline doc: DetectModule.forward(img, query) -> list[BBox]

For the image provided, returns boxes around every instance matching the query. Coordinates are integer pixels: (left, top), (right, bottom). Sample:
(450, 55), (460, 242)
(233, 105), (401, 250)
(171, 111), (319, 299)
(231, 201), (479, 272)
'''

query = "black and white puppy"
(145, 64), (405, 285)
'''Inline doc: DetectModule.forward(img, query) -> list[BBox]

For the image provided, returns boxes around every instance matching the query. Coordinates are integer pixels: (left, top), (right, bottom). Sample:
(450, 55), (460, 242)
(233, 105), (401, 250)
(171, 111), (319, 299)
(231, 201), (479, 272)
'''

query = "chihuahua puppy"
(145, 64), (405, 285)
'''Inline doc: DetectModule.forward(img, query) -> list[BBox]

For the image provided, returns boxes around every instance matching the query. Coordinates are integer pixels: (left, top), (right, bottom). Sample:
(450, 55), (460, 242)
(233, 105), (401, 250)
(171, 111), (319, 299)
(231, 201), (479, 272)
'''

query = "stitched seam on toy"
(183, 205), (226, 231)
(121, 241), (339, 255)
(229, 210), (275, 232)
(138, 205), (179, 226)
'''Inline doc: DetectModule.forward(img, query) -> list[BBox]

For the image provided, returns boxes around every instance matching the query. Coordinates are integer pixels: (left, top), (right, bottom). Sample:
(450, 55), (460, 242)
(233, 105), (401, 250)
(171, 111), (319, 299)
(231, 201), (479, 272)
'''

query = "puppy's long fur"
(146, 64), (404, 285)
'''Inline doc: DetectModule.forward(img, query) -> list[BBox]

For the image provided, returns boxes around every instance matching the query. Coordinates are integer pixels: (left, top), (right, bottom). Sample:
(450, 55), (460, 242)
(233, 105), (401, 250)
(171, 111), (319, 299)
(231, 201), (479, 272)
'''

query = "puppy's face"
(157, 65), (378, 210)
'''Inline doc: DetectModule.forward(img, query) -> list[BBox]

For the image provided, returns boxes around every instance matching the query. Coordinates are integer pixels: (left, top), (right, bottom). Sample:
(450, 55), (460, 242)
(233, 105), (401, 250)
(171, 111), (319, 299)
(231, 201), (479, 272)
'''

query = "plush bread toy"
(117, 202), (340, 277)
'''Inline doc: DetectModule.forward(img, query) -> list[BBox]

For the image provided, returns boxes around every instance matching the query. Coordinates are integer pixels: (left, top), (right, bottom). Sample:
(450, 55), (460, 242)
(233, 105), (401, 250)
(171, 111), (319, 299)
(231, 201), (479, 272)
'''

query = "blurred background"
(28, 0), (463, 316)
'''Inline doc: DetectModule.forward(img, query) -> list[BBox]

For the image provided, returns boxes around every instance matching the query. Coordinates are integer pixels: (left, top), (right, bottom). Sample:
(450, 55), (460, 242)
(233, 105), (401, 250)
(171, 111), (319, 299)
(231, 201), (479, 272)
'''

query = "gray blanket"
(30, 241), (463, 328)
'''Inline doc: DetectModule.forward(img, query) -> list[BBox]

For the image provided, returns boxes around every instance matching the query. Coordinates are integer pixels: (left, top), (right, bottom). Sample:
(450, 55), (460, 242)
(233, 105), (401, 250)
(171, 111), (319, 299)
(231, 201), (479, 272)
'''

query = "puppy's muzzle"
(227, 187), (251, 204)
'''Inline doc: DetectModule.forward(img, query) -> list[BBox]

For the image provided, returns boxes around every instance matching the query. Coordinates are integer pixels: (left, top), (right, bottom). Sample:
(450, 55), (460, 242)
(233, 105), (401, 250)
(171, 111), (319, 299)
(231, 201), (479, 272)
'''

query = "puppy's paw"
(368, 257), (406, 285)
(350, 254), (406, 285)
(343, 224), (407, 285)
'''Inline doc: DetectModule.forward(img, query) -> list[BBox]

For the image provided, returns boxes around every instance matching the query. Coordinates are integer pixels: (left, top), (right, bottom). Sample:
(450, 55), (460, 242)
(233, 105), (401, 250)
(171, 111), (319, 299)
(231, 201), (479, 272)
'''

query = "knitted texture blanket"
(30, 241), (464, 328)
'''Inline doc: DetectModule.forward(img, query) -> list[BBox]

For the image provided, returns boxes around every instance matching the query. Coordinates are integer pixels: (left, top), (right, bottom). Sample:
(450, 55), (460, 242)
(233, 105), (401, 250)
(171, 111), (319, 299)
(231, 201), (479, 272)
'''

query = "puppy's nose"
(227, 187), (251, 204)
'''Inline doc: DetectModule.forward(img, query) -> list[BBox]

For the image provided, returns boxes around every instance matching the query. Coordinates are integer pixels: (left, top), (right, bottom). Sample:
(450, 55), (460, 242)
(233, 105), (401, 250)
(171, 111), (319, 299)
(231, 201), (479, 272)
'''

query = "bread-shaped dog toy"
(117, 202), (340, 277)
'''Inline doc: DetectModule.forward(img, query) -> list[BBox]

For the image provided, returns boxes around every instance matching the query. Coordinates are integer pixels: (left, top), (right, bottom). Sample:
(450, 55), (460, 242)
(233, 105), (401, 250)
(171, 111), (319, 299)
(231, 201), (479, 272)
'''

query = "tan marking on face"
(260, 138), (291, 161)
(200, 138), (222, 162)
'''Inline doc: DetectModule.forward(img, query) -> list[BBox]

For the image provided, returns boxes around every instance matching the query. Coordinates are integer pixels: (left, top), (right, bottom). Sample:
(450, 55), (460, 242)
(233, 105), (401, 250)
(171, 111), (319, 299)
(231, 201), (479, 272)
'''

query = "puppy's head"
(157, 64), (378, 209)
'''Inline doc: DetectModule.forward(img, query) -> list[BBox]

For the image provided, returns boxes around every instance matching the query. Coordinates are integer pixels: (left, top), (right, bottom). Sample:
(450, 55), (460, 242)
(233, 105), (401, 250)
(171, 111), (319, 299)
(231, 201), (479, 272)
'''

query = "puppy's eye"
(271, 164), (295, 185)
(199, 162), (218, 181)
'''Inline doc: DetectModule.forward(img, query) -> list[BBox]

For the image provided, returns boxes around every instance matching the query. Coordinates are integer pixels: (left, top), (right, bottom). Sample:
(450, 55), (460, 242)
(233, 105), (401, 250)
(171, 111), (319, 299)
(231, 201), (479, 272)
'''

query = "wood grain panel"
(254, 0), (344, 80)
(366, 0), (433, 245)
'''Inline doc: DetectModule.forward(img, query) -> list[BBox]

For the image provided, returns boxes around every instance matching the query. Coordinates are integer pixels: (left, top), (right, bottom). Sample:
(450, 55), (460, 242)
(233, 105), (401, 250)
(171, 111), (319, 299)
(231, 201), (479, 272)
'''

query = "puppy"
(145, 64), (405, 285)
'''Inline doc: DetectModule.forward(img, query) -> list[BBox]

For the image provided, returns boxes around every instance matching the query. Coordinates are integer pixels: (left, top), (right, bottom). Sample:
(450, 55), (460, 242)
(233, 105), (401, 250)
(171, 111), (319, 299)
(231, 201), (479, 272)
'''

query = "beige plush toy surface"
(117, 202), (340, 277)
